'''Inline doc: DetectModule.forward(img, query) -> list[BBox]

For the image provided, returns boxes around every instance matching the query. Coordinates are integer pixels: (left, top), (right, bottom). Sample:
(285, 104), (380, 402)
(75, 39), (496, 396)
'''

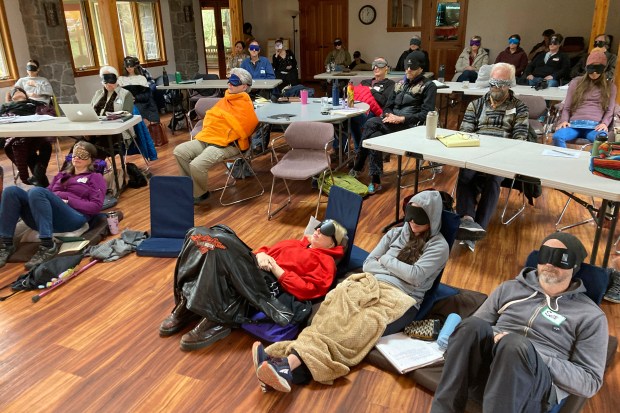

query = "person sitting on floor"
(250, 190), (449, 393)
(552, 51), (616, 148)
(431, 232), (608, 413)
(159, 219), (347, 351)
(454, 63), (529, 252)
(349, 53), (436, 194)
(0, 141), (106, 269)
(1, 86), (53, 187)
(173, 68), (258, 205)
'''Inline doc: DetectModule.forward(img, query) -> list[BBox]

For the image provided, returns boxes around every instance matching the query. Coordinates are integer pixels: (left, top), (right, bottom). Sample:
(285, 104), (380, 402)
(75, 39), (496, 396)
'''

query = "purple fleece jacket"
(48, 171), (106, 218)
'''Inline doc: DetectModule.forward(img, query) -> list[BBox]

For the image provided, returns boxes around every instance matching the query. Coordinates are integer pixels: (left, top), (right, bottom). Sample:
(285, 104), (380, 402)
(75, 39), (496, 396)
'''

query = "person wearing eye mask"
(570, 34), (616, 80)
(522, 34), (569, 87)
(553, 51), (616, 148)
(431, 232), (608, 413)
(0, 141), (106, 269)
(528, 28), (555, 61)
(271, 38), (298, 90)
(6, 59), (53, 105)
(494, 34), (528, 77)
(454, 36), (489, 82)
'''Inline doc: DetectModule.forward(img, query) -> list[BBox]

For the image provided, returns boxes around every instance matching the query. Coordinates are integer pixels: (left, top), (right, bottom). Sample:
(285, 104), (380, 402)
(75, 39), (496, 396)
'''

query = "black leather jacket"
(384, 76), (437, 127)
(173, 225), (312, 326)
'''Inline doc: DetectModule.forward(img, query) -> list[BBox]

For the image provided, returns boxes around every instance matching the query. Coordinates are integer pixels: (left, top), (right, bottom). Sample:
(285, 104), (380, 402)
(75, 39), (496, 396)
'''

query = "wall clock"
(359, 5), (376, 25)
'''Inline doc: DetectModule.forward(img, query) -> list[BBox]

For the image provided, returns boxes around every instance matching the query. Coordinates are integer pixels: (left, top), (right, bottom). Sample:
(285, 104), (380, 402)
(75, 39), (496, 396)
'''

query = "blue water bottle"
(332, 81), (339, 108)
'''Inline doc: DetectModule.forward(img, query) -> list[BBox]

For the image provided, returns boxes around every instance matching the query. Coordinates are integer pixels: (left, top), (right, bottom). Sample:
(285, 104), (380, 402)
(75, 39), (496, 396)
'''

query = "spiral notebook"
(437, 133), (480, 148)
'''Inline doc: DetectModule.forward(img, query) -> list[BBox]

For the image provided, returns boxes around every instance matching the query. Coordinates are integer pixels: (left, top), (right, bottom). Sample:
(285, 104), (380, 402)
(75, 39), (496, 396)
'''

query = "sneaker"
(252, 342), (272, 392)
(604, 270), (620, 303)
(368, 183), (382, 195)
(464, 239), (476, 252)
(25, 243), (59, 270)
(0, 244), (16, 268)
(256, 357), (293, 393)
(348, 168), (360, 178)
(456, 218), (487, 241)
(193, 192), (210, 205)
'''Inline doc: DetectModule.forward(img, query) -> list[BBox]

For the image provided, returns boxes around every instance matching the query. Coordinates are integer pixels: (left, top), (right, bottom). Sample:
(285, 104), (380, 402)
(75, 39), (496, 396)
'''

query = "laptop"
(60, 104), (103, 122)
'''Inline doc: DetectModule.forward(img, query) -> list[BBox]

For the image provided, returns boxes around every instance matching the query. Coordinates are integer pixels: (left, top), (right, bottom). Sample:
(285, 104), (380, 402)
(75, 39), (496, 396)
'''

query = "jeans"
(552, 127), (599, 148)
(528, 77), (559, 88)
(0, 186), (88, 239)
(456, 168), (505, 229)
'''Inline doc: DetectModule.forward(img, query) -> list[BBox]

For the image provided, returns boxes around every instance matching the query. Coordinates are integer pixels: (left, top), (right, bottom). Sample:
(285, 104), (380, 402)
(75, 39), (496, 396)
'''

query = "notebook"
(437, 133), (480, 148)
(60, 104), (103, 122)
(375, 332), (445, 374)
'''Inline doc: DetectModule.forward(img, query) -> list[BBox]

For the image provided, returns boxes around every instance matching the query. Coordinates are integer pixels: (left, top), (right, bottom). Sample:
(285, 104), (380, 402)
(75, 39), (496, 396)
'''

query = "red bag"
(148, 122), (168, 147)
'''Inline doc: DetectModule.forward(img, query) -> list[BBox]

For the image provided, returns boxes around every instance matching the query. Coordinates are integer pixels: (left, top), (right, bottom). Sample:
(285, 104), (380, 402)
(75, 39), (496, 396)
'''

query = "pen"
(551, 149), (573, 156)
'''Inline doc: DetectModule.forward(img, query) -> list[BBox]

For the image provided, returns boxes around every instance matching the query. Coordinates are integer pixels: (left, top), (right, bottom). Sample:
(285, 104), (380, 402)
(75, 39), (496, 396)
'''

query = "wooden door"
(422, 0), (468, 80)
(299, 0), (348, 82)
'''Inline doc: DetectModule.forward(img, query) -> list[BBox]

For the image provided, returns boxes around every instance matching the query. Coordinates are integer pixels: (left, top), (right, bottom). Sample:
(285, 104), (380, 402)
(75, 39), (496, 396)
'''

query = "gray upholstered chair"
(188, 97), (220, 137)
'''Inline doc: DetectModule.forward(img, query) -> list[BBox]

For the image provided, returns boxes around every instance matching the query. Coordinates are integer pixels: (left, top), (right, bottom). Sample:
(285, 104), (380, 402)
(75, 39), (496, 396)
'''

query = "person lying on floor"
(250, 190), (449, 392)
(158, 219), (347, 351)
(0, 141), (106, 269)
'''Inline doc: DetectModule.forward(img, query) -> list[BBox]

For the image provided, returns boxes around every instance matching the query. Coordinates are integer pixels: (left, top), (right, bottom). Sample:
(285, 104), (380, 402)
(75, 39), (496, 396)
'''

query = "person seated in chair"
(0, 141), (106, 269)
(347, 51), (367, 70)
(272, 38), (298, 91)
(454, 36), (489, 83)
(494, 34), (528, 77)
(173, 68), (258, 205)
(249, 190), (449, 393)
(522, 34), (569, 88)
(159, 219), (347, 351)
(552, 50), (616, 148)
(241, 40), (275, 99)
(349, 54), (436, 194)
(1, 87), (52, 187)
(528, 28), (555, 61)
(395, 35), (429, 72)
(431, 232), (608, 413)
(118, 56), (160, 124)
(454, 63), (529, 251)
(571, 34), (616, 80)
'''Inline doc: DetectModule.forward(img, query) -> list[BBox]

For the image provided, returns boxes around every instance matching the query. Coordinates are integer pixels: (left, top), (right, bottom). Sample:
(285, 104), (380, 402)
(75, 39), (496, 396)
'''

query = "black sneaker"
(25, 243), (59, 270)
(0, 244), (16, 268)
(252, 341), (272, 392)
(256, 357), (293, 392)
(193, 192), (210, 205)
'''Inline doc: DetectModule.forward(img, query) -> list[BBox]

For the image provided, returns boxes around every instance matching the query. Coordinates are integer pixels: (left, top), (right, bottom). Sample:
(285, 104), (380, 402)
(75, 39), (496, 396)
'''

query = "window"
(0, 0), (17, 85)
(62, 0), (165, 75)
(388, 0), (423, 32)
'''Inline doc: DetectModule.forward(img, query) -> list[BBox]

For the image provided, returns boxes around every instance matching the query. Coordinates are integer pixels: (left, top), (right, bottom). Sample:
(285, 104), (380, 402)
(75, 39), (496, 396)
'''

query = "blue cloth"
(240, 56), (276, 80)
(128, 106), (158, 160)
(552, 127), (598, 148)
(0, 186), (87, 239)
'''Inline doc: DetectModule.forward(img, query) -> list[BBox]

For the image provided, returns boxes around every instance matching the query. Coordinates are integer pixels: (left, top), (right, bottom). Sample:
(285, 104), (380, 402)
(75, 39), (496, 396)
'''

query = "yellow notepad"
(437, 133), (480, 148)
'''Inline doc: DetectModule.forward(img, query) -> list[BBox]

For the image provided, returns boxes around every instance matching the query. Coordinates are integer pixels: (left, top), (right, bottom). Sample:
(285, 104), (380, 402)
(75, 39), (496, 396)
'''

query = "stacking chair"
(517, 94), (549, 141)
(189, 97), (220, 138)
(212, 141), (264, 206)
(267, 121), (335, 220)
(136, 176), (194, 258)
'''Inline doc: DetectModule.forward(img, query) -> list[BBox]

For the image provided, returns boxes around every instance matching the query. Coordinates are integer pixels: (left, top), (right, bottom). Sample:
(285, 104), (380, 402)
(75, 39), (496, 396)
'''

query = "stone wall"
(18, 0), (77, 103)
(168, 0), (199, 79)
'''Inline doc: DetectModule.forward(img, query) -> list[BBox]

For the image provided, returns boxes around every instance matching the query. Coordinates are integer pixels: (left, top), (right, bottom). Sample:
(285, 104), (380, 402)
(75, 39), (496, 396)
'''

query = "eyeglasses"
(248, 45), (260, 52)
(372, 61), (388, 69)
(488, 78), (512, 88)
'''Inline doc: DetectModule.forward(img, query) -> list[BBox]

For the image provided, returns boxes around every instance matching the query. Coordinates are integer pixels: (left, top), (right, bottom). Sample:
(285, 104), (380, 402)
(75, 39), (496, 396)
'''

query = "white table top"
(314, 71), (406, 81)
(436, 82), (567, 101)
(468, 141), (620, 201)
(0, 115), (142, 137)
(362, 126), (524, 168)
(255, 101), (369, 125)
(156, 79), (282, 90)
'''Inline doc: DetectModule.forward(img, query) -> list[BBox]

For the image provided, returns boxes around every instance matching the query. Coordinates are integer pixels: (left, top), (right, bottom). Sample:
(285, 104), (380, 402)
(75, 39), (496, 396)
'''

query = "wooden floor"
(0, 116), (618, 412)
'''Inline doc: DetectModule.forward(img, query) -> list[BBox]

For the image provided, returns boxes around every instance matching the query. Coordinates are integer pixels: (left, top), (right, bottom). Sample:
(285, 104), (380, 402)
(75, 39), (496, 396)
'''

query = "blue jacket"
(240, 56), (275, 80)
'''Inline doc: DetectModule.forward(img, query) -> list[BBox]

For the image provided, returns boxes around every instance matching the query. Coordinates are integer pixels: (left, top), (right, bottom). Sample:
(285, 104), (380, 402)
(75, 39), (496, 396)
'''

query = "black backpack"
(11, 254), (83, 292)
(126, 163), (148, 188)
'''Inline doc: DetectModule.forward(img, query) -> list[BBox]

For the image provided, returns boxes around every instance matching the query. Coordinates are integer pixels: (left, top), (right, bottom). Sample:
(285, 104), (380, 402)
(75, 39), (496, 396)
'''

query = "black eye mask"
(315, 220), (337, 245)
(593, 40), (607, 48)
(26, 64), (38, 71)
(538, 245), (576, 270)
(586, 64), (605, 74)
(404, 204), (430, 225)
(102, 74), (118, 84)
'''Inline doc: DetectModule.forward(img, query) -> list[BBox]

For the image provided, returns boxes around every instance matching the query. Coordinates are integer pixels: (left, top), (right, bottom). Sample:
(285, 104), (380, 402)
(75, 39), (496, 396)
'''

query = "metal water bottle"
(592, 131), (608, 156)
(106, 211), (120, 235)
(438, 64), (446, 83)
(332, 81), (339, 108)
(426, 111), (438, 139)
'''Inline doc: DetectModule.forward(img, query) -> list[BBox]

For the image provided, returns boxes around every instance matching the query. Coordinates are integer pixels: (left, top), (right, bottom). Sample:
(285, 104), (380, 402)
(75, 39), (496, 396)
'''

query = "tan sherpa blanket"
(266, 272), (415, 384)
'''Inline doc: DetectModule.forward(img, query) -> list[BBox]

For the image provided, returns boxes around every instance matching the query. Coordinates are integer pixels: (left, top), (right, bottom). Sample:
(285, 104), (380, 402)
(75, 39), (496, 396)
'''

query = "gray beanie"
(541, 232), (588, 274)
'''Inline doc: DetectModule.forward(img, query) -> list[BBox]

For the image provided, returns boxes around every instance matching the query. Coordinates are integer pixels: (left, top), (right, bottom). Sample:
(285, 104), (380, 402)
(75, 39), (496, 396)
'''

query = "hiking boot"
(256, 357), (293, 393)
(0, 244), (16, 268)
(604, 270), (620, 303)
(179, 318), (231, 351)
(159, 296), (201, 336)
(252, 341), (273, 392)
(24, 243), (59, 270)
(456, 217), (486, 241)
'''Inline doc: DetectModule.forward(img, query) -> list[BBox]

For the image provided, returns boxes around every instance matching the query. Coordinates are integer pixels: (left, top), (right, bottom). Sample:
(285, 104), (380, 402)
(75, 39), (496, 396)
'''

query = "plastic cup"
(462, 81), (469, 89)
(300, 89), (308, 104)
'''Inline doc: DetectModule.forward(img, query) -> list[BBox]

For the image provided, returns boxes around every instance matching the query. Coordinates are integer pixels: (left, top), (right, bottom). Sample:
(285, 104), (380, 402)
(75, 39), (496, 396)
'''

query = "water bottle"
(438, 64), (445, 83)
(332, 81), (339, 108)
(426, 110), (438, 139)
(437, 313), (461, 350)
(175, 71), (182, 84)
(592, 131), (608, 156)
(162, 68), (169, 86)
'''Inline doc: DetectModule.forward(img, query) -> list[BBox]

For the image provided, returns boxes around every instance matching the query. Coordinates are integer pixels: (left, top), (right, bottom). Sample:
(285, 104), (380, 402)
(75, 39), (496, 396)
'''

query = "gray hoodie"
(474, 268), (608, 401)
(362, 190), (449, 307)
